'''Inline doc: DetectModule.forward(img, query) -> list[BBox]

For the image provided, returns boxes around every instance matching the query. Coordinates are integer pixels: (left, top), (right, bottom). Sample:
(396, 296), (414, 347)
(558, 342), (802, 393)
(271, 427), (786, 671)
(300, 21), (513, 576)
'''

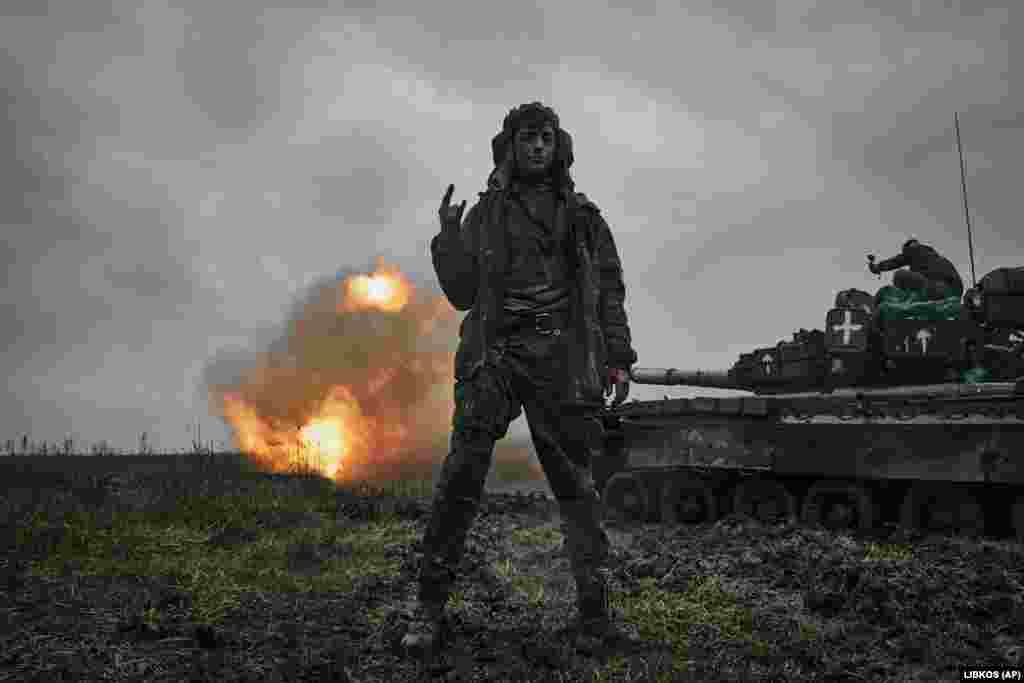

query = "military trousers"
(417, 328), (611, 608)
(893, 270), (962, 301)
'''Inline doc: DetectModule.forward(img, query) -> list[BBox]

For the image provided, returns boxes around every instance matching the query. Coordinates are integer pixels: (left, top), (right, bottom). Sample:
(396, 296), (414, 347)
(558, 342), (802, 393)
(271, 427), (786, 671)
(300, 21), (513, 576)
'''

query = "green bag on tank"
(875, 286), (963, 323)
(961, 367), (991, 384)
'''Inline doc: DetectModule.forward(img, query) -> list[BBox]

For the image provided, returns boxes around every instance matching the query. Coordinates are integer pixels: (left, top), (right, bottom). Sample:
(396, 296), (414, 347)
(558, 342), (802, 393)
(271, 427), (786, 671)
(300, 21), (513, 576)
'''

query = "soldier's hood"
(487, 124), (574, 193)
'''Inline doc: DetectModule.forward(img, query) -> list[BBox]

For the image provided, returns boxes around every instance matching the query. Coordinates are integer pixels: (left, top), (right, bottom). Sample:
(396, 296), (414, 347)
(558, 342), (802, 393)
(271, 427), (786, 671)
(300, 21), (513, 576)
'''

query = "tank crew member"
(868, 238), (964, 301)
(402, 102), (639, 656)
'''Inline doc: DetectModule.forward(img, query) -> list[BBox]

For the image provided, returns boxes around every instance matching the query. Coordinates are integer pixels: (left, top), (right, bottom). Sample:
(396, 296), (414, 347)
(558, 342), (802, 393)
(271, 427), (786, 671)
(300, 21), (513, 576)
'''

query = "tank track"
(597, 387), (1024, 541)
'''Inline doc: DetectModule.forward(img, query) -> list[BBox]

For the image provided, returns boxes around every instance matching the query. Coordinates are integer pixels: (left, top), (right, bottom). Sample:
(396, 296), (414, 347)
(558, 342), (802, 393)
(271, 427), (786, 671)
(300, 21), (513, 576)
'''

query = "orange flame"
(206, 259), (459, 483)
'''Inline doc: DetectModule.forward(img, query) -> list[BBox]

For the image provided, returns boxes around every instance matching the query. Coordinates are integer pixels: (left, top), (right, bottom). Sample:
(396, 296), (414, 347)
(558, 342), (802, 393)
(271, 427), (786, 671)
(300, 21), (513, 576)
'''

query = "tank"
(596, 267), (1024, 540)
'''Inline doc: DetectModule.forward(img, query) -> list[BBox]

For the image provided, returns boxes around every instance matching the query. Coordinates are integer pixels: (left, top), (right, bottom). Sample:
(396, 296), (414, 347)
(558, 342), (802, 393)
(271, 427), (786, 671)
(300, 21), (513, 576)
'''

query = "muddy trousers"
(416, 333), (611, 618)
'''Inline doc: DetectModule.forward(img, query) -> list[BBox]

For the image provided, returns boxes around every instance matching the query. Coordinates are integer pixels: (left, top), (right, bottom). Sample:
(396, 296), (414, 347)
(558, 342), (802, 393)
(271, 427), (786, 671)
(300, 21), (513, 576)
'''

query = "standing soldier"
(402, 102), (639, 656)
(868, 238), (965, 301)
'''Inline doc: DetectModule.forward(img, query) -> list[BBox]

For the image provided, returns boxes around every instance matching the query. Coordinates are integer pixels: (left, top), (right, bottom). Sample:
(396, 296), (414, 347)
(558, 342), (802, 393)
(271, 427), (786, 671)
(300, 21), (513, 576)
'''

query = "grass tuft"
(864, 541), (913, 562)
(510, 574), (546, 607)
(797, 619), (819, 642)
(447, 588), (468, 613)
(494, 557), (516, 579)
(509, 525), (563, 547)
(612, 575), (761, 676)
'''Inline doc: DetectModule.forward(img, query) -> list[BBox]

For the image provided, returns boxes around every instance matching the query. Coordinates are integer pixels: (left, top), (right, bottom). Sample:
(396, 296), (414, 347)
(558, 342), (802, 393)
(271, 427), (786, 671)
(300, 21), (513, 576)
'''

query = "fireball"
(207, 258), (460, 483)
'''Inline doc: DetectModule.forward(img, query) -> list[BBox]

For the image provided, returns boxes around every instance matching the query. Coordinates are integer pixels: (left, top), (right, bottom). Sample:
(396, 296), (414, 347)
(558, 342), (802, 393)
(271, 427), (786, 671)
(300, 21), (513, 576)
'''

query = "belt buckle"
(535, 313), (560, 336)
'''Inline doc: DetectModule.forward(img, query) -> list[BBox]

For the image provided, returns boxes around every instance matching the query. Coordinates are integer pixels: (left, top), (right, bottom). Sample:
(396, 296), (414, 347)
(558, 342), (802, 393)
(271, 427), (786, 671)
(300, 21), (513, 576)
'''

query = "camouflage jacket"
(431, 185), (637, 408)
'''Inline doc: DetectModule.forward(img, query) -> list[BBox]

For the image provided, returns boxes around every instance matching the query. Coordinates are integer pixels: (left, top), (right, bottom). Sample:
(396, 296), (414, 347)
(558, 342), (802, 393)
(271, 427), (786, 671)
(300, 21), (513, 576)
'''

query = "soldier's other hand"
(438, 184), (467, 234)
(605, 367), (630, 408)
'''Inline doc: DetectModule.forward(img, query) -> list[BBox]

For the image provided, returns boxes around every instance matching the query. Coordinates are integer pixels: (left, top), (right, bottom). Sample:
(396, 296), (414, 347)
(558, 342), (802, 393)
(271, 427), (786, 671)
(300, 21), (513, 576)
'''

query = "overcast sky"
(3, 0), (1022, 455)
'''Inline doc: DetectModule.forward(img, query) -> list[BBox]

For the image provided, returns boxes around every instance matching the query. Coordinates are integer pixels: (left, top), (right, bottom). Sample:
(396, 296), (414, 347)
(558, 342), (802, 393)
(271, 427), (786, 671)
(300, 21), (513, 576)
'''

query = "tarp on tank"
(875, 286), (962, 322)
(961, 366), (991, 384)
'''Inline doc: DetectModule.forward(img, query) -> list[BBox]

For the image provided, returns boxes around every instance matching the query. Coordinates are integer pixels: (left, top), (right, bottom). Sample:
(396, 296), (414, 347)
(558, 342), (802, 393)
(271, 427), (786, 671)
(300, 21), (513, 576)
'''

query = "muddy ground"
(2, 472), (1024, 682)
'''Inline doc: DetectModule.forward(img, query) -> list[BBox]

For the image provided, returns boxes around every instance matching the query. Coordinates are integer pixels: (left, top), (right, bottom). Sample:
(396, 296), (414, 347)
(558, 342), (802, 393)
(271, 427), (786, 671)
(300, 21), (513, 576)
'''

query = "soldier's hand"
(605, 367), (630, 408)
(438, 184), (467, 235)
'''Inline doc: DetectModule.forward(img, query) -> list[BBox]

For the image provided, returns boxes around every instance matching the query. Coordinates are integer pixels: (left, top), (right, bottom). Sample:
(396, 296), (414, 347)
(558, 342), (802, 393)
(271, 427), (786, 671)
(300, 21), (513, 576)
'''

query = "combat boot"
(400, 600), (446, 658)
(574, 569), (643, 653)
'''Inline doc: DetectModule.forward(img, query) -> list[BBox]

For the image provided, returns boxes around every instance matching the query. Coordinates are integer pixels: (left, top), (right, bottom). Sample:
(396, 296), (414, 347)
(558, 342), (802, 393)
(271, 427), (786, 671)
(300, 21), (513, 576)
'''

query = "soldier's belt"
(497, 311), (570, 337)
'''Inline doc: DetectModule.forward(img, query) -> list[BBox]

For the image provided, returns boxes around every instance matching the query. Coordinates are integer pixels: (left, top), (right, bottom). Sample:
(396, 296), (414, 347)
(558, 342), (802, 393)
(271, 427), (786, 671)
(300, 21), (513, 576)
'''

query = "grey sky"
(3, 1), (1022, 454)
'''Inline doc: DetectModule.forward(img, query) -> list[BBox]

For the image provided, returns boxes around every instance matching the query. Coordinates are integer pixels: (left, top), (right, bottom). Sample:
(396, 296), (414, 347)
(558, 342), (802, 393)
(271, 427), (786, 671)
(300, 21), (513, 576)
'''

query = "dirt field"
(2, 460), (1023, 681)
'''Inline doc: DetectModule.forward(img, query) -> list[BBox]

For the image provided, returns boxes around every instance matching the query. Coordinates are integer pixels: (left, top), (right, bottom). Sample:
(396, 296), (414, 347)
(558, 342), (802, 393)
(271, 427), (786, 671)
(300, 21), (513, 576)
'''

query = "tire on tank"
(603, 472), (652, 522)
(801, 479), (876, 531)
(661, 475), (718, 524)
(732, 477), (797, 524)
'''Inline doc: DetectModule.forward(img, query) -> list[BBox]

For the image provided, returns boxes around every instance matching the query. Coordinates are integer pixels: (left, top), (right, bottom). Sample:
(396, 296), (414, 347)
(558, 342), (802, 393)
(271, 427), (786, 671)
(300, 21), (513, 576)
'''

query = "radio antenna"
(954, 111), (977, 288)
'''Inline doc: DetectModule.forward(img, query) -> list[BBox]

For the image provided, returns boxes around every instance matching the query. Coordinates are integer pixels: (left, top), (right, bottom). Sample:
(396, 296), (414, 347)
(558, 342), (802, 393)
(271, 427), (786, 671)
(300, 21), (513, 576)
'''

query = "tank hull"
(598, 385), (1024, 539)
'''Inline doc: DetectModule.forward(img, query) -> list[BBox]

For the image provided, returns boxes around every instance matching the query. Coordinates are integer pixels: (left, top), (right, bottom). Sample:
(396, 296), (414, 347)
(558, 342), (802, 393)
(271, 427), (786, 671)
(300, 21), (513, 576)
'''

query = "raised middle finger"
(440, 184), (453, 212)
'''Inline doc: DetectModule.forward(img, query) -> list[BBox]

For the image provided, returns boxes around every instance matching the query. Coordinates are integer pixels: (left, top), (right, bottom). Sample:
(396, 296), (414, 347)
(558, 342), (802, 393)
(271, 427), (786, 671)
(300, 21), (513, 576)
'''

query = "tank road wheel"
(732, 478), (796, 524)
(661, 476), (718, 525)
(603, 473), (651, 522)
(801, 480), (876, 532)
(1011, 497), (1024, 544)
(899, 483), (985, 537)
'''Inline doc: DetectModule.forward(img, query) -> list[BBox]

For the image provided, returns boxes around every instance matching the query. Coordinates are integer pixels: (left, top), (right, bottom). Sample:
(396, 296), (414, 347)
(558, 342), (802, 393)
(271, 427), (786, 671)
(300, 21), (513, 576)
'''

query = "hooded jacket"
(878, 240), (964, 295)
(430, 174), (637, 409)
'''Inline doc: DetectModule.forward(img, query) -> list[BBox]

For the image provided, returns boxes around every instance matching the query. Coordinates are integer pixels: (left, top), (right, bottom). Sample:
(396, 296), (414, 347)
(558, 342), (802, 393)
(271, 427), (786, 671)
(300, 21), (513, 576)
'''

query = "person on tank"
(869, 237), (964, 301)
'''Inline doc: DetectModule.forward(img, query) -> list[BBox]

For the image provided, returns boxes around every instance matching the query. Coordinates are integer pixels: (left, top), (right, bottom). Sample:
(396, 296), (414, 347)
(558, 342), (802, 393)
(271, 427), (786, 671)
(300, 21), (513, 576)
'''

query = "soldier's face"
(514, 122), (556, 177)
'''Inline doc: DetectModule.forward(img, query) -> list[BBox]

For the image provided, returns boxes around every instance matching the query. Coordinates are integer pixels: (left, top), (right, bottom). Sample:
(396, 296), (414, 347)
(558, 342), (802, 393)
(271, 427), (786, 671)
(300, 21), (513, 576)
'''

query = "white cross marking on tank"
(832, 310), (862, 345)
(761, 353), (775, 375)
(915, 328), (933, 354)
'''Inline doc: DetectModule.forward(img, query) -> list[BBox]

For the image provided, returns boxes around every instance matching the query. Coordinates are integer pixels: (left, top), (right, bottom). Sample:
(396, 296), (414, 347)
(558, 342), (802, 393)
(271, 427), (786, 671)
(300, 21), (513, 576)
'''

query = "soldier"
(402, 102), (639, 656)
(868, 238), (964, 301)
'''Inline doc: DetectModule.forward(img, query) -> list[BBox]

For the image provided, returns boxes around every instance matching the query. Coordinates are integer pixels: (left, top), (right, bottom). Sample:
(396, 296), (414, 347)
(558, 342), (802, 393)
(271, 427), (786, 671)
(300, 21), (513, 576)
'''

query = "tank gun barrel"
(630, 367), (745, 390)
